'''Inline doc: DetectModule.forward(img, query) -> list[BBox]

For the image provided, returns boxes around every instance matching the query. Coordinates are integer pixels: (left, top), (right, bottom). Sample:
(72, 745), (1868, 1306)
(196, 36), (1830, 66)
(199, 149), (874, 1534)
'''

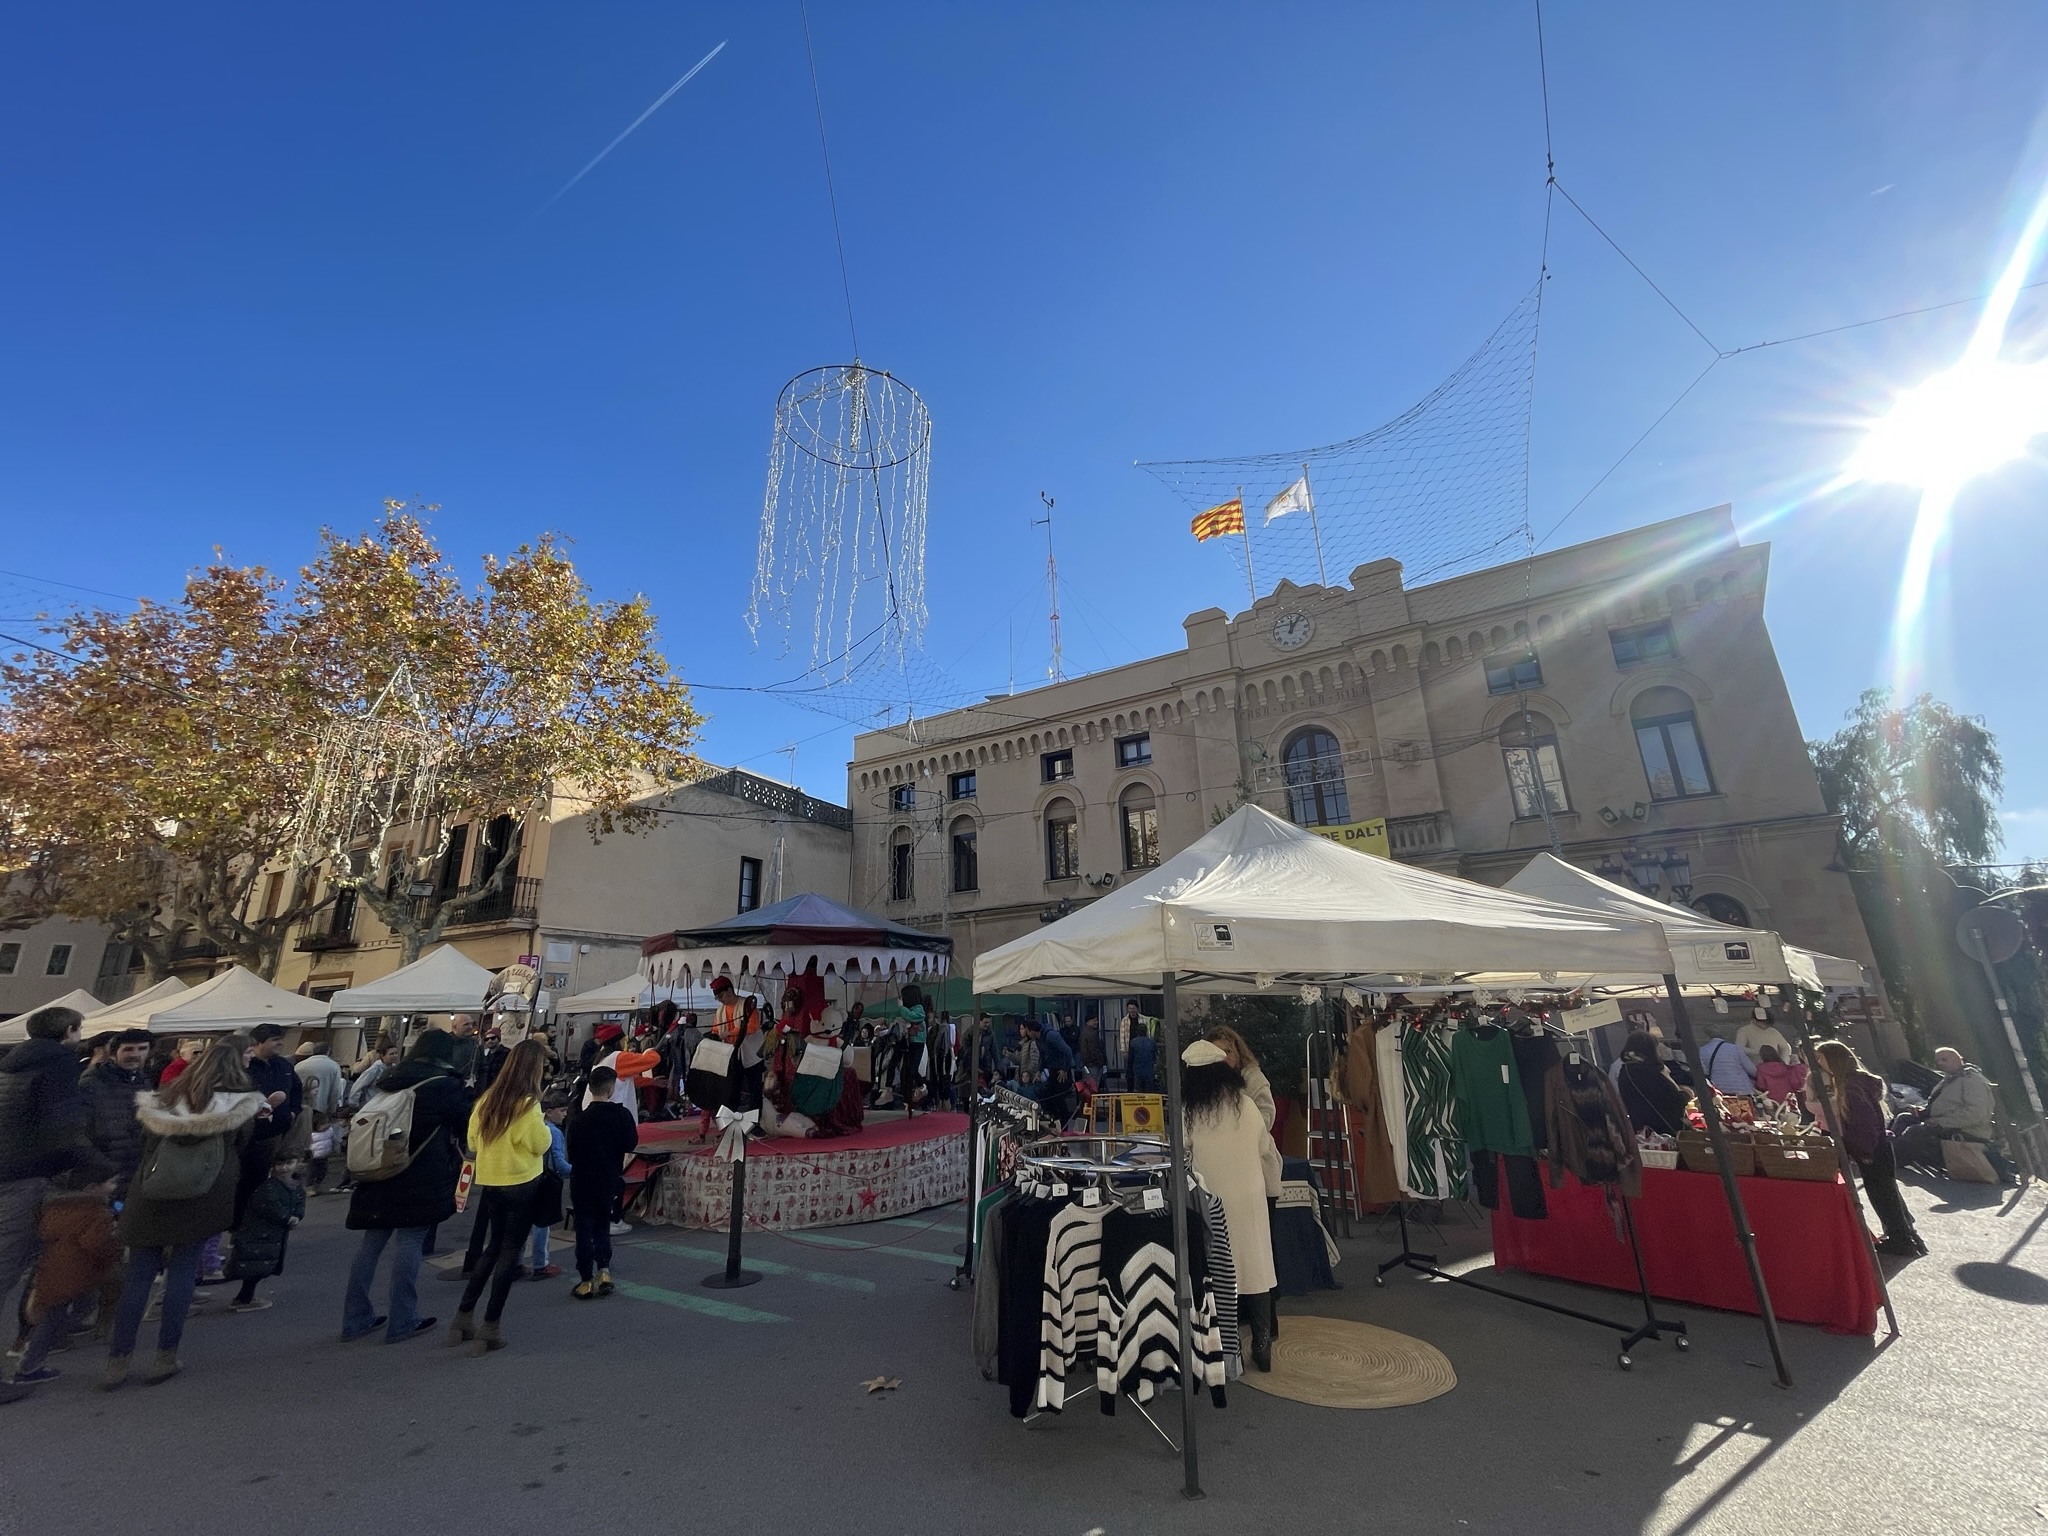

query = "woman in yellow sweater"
(450, 1039), (550, 1354)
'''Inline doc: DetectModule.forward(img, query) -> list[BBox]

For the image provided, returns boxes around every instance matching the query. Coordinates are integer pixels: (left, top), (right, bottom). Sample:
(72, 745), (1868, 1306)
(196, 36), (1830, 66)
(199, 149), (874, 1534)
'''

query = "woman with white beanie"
(1180, 1039), (1283, 1370)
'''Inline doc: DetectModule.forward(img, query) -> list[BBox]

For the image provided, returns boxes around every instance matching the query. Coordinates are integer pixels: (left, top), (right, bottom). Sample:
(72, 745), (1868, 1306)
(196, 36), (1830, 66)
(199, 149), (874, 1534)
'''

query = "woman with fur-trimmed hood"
(103, 1036), (267, 1390)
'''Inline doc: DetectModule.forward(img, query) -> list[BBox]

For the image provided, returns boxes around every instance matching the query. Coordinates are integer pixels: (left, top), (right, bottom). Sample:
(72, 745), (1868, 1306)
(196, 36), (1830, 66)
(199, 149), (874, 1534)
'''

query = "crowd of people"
(0, 1002), (644, 1402)
(1607, 1005), (2019, 1258)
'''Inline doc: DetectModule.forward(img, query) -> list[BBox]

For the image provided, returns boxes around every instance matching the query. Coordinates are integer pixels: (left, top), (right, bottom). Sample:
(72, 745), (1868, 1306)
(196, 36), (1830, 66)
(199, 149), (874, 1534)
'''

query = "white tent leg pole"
(1160, 973), (1204, 1500)
(1664, 974), (1792, 1387)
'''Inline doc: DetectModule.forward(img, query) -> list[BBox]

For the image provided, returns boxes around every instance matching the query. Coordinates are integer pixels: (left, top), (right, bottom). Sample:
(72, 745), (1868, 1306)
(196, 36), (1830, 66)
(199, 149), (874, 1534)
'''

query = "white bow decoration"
(714, 1105), (759, 1164)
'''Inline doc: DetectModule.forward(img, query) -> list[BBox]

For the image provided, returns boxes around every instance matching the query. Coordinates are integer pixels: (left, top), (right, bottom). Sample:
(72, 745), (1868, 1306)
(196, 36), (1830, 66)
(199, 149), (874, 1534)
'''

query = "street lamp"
(1625, 846), (1663, 897)
(1661, 849), (1693, 905)
(1595, 853), (1627, 884)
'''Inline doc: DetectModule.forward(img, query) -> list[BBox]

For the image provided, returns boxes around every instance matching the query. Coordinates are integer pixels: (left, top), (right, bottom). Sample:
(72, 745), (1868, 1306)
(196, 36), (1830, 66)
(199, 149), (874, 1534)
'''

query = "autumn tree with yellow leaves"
(0, 504), (704, 977)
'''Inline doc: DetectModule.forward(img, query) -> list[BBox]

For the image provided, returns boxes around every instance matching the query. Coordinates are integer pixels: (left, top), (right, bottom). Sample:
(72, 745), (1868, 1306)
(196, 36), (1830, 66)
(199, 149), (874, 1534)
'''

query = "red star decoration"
(858, 1187), (879, 1209)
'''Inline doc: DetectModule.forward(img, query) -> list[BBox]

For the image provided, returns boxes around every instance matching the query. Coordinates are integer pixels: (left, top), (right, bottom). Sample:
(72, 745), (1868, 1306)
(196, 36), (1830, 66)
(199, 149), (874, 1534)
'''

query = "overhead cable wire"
(799, 0), (861, 361)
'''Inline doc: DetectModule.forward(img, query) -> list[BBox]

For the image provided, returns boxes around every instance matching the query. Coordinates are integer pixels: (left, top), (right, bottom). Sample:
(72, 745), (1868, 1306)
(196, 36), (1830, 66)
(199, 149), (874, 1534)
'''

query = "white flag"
(1264, 475), (1313, 524)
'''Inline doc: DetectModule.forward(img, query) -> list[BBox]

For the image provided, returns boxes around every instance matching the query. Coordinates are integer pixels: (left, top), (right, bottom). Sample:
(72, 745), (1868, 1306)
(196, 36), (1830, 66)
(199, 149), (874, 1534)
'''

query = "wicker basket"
(1640, 1147), (1680, 1170)
(1754, 1136), (1840, 1181)
(1678, 1128), (1755, 1176)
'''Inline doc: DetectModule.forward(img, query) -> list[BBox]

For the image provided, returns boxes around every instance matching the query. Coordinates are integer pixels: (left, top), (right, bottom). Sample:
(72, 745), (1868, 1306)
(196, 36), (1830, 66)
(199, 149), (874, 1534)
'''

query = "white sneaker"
(608, 1221), (631, 1236)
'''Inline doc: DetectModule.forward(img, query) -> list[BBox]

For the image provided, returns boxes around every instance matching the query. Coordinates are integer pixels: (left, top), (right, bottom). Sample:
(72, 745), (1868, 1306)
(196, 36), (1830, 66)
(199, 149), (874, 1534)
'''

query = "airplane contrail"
(528, 40), (728, 223)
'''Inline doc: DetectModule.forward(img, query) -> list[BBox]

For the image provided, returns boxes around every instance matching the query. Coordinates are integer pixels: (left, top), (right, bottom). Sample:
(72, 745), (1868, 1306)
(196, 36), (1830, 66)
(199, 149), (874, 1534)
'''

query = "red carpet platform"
(639, 1111), (969, 1232)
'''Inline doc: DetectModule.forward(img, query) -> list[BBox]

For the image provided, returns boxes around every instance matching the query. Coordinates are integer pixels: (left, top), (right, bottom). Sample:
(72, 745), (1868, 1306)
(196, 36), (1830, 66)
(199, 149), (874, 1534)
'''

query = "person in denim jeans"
(341, 1031), (473, 1344)
(106, 1038), (265, 1388)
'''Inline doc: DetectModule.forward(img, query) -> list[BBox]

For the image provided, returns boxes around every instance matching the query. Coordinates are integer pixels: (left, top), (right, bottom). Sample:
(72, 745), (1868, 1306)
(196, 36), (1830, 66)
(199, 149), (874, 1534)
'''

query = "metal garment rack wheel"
(1374, 1198), (1688, 1368)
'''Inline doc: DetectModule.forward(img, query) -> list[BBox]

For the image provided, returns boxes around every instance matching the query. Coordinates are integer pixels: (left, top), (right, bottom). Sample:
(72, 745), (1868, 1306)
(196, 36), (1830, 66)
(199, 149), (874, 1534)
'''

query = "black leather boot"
(1247, 1291), (1274, 1372)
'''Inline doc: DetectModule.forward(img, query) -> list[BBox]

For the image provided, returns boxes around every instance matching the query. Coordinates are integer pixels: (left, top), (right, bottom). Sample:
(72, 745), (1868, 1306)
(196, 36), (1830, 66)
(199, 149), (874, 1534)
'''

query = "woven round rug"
(1238, 1316), (1456, 1409)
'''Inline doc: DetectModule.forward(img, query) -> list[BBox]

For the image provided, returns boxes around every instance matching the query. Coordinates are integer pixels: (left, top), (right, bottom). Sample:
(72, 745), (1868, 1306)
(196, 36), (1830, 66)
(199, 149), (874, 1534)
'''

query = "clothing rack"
(954, 1085), (1056, 1288)
(1007, 1134), (1188, 1453)
(1374, 1013), (1690, 1371)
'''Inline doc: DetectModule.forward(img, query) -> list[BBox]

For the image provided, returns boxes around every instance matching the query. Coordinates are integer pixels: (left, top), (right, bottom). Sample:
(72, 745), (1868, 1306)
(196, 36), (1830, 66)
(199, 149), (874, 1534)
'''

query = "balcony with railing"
(447, 875), (542, 928)
(1386, 811), (1453, 861)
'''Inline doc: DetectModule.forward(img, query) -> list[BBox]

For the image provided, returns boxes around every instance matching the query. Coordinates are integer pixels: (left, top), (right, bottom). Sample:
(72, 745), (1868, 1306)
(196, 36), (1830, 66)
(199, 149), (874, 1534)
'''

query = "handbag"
(686, 1038), (737, 1112)
(533, 1169), (565, 1226)
(792, 1042), (845, 1118)
(1940, 1136), (1999, 1184)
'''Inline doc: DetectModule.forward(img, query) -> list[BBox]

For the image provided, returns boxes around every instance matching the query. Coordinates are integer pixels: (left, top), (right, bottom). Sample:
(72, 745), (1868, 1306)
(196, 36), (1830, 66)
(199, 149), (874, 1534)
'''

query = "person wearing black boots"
(1811, 1038), (1925, 1257)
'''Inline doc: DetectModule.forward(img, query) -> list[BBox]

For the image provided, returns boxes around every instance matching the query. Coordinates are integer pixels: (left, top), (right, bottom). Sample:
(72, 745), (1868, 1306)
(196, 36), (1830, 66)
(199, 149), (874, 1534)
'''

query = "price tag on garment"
(1052, 1181), (1069, 1198)
(1142, 1187), (1165, 1211)
(1081, 1186), (1102, 1208)
(1501, 1065), (1511, 1084)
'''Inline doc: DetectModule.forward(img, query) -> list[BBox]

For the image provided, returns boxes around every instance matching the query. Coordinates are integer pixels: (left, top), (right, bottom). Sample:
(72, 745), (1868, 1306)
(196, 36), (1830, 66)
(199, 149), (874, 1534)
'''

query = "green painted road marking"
(611, 1278), (790, 1323)
(637, 1241), (876, 1293)
(877, 1212), (961, 1234)
(774, 1230), (960, 1267)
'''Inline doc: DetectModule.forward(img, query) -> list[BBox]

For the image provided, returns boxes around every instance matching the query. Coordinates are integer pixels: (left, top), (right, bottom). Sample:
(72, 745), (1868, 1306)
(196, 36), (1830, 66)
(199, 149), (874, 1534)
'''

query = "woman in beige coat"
(1182, 1040), (1283, 1371)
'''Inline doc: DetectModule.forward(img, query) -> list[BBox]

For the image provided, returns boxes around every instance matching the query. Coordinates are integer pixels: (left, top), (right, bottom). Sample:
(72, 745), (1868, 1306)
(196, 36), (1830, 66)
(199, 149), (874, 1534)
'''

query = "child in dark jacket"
(565, 1068), (640, 1298)
(12, 1183), (123, 1385)
(225, 1158), (307, 1312)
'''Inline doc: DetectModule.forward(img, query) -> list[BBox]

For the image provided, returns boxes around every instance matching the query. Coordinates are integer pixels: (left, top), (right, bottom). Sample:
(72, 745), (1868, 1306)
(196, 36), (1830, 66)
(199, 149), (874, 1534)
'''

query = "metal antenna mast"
(1035, 492), (1064, 683)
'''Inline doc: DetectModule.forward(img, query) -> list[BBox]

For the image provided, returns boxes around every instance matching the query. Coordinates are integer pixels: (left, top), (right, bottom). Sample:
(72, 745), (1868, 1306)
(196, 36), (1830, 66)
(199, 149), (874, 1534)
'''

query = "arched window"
(1119, 784), (1160, 870)
(1695, 893), (1750, 927)
(889, 829), (915, 903)
(950, 817), (978, 894)
(1630, 686), (1715, 800)
(1499, 712), (1570, 819)
(1044, 798), (1080, 880)
(1282, 729), (1351, 827)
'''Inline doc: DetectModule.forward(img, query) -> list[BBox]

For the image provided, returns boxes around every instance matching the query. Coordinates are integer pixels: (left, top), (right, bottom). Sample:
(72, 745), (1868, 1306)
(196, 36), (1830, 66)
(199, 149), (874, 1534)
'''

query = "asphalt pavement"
(0, 1167), (2042, 1536)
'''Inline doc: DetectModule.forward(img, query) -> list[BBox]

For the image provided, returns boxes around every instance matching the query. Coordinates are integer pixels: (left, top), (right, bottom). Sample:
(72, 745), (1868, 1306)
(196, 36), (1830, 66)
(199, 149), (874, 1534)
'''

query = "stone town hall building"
(847, 507), (1886, 1040)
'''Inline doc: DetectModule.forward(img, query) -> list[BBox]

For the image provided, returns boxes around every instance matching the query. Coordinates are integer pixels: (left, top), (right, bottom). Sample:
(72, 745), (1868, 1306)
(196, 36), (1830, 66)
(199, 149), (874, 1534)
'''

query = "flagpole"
(1301, 461), (1329, 588)
(1237, 485), (1258, 609)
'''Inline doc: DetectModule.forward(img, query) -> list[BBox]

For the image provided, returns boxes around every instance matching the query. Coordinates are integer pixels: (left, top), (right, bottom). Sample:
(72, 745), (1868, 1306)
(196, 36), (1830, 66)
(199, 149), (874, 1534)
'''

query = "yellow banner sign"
(1309, 818), (1388, 857)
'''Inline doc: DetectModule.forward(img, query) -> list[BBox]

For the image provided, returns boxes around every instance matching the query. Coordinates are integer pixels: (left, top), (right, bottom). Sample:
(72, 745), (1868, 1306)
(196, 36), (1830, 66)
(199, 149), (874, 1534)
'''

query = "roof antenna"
(1035, 492), (1064, 683)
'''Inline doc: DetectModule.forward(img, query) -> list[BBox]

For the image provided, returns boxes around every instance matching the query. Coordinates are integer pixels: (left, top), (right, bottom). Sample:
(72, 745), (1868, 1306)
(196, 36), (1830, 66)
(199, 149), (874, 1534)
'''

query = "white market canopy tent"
(71, 967), (328, 1037)
(78, 977), (192, 1038)
(974, 805), (1678, 996)
(972, 806), (1802, 1492)
(325, 945), (495, 1018)
(145, 966), (330, 1035)
(1789, 945), (1870, 990)
(1500, 853), (1827, 996)
(0, 989), (106, 1046)
(554, 973), (702, 1016)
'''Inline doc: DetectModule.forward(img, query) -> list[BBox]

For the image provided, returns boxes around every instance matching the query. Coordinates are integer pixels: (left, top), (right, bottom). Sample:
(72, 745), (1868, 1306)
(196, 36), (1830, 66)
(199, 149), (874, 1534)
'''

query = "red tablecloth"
(1490, 1165), (1881, 1335)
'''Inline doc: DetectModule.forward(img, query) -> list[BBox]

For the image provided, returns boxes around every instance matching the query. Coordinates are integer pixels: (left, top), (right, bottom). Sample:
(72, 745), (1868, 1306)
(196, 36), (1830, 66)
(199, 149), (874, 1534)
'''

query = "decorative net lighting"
(749, 363), (932, 674)
(289, 666), (443, 871)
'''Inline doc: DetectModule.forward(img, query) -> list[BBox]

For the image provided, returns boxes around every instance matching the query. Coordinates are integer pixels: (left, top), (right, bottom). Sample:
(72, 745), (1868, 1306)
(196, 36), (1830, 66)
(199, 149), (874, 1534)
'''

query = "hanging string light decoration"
(289, 665), (443, 872)
(748, 362), (931, 674)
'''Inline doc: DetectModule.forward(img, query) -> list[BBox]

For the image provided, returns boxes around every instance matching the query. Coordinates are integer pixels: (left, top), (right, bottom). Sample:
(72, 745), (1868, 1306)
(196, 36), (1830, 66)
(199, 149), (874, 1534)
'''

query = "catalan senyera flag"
(1190, 497), (1246, 542)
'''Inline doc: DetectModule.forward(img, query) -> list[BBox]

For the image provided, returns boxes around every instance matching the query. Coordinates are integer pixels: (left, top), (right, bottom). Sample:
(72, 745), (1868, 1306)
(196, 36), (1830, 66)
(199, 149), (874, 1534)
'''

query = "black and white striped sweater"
(1093, 1206), (1229, 1413)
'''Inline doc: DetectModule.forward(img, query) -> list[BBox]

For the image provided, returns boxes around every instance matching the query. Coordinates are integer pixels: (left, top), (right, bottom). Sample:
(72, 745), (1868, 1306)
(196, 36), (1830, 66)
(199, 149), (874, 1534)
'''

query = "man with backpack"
(341, 1029), (472, 1344)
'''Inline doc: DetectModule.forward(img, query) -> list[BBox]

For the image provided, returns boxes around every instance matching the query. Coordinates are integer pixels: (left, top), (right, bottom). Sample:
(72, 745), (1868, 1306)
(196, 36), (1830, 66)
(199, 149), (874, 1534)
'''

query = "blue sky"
(4, 4), (2047, 857)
